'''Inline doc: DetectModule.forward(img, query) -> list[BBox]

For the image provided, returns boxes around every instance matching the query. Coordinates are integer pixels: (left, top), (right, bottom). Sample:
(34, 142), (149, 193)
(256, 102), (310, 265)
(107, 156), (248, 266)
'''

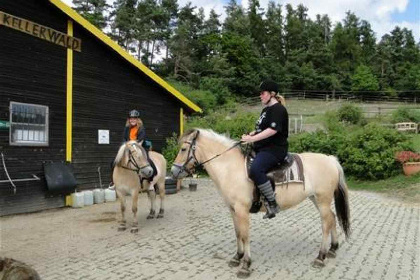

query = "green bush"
(162, 133), (180, 170)
(337, 103), (363, 125)
(186, 107), (257, 140)
(337, 123), (410, 179)
(289, 121), (412, 180)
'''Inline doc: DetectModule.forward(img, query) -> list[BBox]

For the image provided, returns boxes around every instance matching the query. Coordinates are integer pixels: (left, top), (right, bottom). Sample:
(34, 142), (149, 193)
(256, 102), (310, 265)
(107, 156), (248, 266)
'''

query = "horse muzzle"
(140, 165), (154, 178)
(171, 164), (189, 179)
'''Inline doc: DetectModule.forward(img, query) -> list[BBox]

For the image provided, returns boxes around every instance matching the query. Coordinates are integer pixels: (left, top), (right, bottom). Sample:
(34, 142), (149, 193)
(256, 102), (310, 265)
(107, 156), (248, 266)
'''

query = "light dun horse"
(171, 129), (351, 278)
(113, 140), (167, 233)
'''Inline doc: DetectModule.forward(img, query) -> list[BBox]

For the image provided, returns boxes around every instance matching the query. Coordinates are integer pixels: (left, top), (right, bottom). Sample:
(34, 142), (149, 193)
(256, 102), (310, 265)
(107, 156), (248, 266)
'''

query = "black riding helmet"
(129, 109), (140, 118)
(259, 80), (279, 93)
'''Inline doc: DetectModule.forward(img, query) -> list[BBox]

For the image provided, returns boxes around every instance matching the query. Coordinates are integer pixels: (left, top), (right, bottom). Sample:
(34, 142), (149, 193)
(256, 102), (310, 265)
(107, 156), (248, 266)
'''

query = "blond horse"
(171, 129), (351, 278)
(113, 141), (167, 233)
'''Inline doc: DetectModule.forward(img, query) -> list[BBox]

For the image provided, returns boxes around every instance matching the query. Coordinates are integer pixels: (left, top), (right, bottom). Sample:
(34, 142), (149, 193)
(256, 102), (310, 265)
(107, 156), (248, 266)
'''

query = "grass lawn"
(409, 134), (420, 152)
(348, 173), (420, 204)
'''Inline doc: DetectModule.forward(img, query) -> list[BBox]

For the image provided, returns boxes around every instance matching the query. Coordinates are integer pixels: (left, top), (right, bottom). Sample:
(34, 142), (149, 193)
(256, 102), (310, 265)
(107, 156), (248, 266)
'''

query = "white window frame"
(9, 102), (49, 146)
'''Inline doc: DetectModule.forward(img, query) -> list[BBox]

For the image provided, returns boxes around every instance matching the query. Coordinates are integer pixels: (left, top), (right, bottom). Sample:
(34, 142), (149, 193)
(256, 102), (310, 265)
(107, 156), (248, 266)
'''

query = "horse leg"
(313, 204), (335, 268)
(327, 213), (339, 258)
(228, 207), (252, 278)
(156, 179), (165, 218)
(228, 212), (244, 268)
(130, 189), (139, 233)
(117, 190), (127, 231)
(146, 182), (156, 219)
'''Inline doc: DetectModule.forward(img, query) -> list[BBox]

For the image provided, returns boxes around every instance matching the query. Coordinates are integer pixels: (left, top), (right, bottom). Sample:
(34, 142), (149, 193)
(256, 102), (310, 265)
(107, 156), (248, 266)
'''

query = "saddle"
(246, 152), (305, 212)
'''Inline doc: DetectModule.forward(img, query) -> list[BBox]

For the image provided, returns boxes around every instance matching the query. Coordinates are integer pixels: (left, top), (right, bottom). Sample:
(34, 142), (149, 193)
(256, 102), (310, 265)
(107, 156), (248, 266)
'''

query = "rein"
(120, 146), (149, 174)
(176, 130), (242, 175)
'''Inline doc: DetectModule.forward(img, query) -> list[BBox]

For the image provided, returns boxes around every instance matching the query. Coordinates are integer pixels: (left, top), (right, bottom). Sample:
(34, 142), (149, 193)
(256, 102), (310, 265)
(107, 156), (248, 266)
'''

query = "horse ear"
(139, 140), (144, 146)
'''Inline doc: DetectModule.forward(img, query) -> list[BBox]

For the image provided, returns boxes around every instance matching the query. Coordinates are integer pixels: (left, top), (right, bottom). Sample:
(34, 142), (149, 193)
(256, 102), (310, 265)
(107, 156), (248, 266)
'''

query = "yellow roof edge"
(49, 0), (202, 113)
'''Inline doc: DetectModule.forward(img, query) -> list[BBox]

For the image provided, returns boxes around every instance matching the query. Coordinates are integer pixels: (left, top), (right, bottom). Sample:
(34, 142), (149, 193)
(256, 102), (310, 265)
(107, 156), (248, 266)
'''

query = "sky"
(62, 0), (419, 42)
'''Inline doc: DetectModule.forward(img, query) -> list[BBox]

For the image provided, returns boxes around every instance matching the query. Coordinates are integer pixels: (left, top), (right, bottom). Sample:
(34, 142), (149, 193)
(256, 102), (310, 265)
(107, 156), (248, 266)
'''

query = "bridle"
(121, 143), (151, 175)
(173, 130), (242, 176)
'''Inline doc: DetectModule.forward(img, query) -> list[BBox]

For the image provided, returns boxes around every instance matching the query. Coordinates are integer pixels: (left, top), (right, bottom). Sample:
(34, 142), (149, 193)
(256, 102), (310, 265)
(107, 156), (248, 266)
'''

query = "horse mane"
(181, 128), (238, 148)
(114, 140), (141, 166)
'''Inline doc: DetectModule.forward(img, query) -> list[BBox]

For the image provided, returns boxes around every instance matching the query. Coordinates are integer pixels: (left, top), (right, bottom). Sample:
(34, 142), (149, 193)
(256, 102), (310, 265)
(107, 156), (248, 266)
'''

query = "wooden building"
(0, 0), (201, 216)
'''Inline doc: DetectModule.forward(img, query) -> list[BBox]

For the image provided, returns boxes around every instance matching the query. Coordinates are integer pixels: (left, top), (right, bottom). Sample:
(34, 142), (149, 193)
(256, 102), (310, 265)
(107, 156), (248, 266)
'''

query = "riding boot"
(256, 181), (280, 219)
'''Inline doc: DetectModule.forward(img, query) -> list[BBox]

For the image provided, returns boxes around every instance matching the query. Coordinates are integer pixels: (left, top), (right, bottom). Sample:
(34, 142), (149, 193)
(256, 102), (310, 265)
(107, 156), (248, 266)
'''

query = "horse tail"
(332, 156), (351, 239)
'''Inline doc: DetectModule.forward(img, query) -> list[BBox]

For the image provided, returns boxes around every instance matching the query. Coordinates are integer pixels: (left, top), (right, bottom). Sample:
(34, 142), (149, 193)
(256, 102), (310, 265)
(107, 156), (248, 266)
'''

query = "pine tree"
(73, 0), (109, 29)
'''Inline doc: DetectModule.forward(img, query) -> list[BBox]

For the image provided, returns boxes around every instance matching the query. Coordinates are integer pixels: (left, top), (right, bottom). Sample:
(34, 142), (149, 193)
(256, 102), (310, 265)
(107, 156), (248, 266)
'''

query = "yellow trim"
(66, 19), (73, 162)
(49, 0), (202, 113)
(180, 108), (184, 136)
(65, 195), (72, 206)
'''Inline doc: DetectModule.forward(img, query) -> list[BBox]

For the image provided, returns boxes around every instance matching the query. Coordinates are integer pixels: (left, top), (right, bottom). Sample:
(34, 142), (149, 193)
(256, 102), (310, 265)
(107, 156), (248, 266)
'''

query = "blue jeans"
(249, 151), (280, 185)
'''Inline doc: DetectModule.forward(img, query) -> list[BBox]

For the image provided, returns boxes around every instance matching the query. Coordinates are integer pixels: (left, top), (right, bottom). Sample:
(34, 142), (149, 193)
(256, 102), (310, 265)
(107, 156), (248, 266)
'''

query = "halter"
(173, 130), (242, 176)
(121, 144), (151, 175)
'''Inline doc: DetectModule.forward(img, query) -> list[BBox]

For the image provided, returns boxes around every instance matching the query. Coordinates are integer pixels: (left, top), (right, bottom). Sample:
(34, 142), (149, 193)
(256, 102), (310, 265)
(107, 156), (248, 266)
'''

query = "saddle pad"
(271, 159), (304, 185)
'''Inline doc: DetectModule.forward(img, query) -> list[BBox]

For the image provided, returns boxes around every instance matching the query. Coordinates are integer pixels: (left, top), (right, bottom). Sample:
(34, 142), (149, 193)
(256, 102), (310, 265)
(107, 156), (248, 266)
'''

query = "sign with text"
(98, 130), (109, 144)
(0, 11), (81, 52)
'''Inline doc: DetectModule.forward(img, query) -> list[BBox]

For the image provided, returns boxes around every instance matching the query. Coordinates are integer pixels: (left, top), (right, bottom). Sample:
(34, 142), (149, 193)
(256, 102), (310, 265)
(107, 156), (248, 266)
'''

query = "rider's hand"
(241, 134), (253, 143)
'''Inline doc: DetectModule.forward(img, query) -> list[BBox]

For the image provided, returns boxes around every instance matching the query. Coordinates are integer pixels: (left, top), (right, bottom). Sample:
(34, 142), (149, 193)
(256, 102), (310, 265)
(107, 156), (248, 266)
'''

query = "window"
(10, 102), (49, 146)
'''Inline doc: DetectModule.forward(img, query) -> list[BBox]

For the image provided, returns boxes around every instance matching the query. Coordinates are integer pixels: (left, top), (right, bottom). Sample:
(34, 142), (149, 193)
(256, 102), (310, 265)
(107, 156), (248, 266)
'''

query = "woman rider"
(241, 80), (289, 219)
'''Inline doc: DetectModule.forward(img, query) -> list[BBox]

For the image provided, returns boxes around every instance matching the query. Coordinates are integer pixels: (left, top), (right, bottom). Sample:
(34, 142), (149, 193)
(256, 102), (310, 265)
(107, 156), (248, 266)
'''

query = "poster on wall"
(98, 130), (109, 144)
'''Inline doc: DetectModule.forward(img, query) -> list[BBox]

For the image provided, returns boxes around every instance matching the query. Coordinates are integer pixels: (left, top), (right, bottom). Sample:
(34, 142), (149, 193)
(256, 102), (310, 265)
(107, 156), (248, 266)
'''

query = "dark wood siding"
(0, 0), (185, 215)
(0, 0), (68, 215)
(71, 24), (180, 189)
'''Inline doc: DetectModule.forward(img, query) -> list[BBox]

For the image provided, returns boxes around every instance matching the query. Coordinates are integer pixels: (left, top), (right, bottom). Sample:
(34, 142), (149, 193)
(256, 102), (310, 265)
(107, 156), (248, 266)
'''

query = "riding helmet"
(259, 80), (279, 93)
(129, 109), (140, 118)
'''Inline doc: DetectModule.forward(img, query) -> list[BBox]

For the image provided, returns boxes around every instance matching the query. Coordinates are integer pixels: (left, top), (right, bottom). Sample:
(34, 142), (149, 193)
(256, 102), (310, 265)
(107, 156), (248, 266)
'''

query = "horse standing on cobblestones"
(171, 129), (351, 278)
(113, 141), (167, 233)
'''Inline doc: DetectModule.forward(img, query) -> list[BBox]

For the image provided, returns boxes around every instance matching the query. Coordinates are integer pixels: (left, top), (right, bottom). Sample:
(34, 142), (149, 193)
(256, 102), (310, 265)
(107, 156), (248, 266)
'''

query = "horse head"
(125, 141), (154, 178)
(171, 129), (200, 179)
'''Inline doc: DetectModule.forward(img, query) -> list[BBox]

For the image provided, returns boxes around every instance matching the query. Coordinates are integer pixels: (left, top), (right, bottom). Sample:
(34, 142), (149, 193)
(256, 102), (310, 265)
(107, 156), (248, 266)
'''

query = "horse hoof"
(130, 227), (139, 233)
(228, 259), (241, 267)
(157, 214), (164, 219)
(147, 215), (155, 219)
(327, 250), (337, 258)
(237, 268), (251, 278)
(118, 226), (126, 231)
(312, 259), (325, 268)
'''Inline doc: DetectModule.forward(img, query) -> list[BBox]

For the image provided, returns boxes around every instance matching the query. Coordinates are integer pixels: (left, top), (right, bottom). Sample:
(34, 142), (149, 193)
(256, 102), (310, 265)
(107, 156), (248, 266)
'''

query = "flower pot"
(402, 162), (420, 176)
(189, 183), (197, 191)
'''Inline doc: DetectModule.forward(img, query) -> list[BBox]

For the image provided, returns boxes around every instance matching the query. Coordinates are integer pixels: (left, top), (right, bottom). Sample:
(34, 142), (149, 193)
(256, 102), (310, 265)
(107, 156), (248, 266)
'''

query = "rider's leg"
(249, 152), (280, 219)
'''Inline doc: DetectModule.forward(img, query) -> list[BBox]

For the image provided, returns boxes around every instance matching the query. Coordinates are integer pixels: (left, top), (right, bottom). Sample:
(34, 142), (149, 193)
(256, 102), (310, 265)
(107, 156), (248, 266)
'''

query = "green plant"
(162, 133), (180, 170)
(337, 103), (363, 125)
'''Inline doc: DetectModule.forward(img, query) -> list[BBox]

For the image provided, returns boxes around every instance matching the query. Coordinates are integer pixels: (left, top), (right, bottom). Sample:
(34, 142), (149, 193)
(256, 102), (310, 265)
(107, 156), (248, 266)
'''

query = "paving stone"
(0, 178), (418, 280)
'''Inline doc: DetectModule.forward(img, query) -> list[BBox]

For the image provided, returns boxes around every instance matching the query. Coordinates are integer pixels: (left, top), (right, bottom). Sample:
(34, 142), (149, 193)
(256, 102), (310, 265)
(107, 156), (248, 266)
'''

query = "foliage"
(337, 123), (410, 179)
(391, 107), (420, 123)
(73, 0), (109, 29)
(395, 151), (420, 164)
(186, 107), (257, 140)
(290, 119), (412, 180)
(90, 1), (419, 96)
(337, 103), (363, 124)
(351, 65), (379, 91)
(162, 133), (180, 169)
